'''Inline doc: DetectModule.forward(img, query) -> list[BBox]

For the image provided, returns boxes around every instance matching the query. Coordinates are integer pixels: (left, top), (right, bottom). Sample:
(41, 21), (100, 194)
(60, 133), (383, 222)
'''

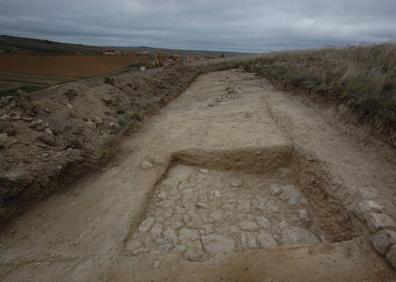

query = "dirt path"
(1, 70), (396, 281)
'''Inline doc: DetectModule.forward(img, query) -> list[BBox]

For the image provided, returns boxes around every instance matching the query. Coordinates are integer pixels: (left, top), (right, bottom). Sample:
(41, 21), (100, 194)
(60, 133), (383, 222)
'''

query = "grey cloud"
(0, 0), (395, 52)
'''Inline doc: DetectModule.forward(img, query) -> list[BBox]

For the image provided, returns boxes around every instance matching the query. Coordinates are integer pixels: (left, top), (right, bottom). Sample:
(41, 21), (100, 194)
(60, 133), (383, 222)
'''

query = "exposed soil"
(0, 64), (199, 221)
(0, 69), (395, 281)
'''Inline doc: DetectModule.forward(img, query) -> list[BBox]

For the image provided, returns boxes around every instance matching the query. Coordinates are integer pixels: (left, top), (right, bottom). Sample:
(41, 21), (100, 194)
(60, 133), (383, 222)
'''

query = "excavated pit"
(126, 146), (361, 262)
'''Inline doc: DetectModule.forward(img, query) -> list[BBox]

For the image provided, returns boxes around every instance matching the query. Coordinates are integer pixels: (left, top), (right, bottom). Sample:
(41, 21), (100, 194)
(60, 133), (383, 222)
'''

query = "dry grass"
(246, 43), (396, 123)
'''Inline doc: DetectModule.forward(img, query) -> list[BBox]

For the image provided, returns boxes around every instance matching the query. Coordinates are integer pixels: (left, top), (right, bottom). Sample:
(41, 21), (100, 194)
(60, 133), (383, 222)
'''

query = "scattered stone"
(158, 191), (167, 199)
(199, 169), (209, 174)
(184, 249), (203, 261)
(201, 234), (235, 255)
(130, 248), (149, 256)
(29, 119), (44, 130)
(255, 216), (272, 229)
(211, 210), (224, 221)
(0, 114), (11, 121)
(153, 261), (160, 269)
(367, 213), (396, 232)
(278, 167), (292, 179)
(37, 134), (56, 146)
(125, 240), (143, 253)
(230, 179), (243, 188)
(237, 199), (250, 212)
(22, 117), (33, 122)
(238, 220), (260, 232)
(85, 121), (96, 128)
(93, 116), (103, 125)
(371, 229), (396, 255)
(196, 202), (209, 209)
(138, 217), (155, 232)
(174, 245), (186, 253)
(109, 121), (121, 129)
(179, 228), (200, 245)
(44, 128), (53, 135)
(281, 227), (320, 245)
(270, 184), (282, 196)
(280, 185), (306, 206)
(141, 160), (154, 170)
(386, 245), (396, 269)
(151, 223), (163, 238)
(158, 243), (172, 253)
(298, 209), (311, 224)
(64, 89), (78, 101)
(257, 232), (277, 248)
(66, 103), (73, 110)
(241, 232), (258, 249)
(359, 200), (383, 213)
(0, 133), (9, 149)
(163, 229), (178, 244)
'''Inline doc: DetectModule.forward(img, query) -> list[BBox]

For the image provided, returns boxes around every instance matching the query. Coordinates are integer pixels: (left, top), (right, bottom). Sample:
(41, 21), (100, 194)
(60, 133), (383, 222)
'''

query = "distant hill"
(0, 35), (239, 56)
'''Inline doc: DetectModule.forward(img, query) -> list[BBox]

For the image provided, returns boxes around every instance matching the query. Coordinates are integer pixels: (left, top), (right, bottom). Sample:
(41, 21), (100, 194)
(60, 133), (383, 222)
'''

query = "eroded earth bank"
(1, 70), (396, 281)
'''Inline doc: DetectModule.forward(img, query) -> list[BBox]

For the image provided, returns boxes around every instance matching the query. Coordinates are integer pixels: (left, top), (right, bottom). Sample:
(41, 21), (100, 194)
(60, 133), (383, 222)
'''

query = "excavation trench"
(125, 146), (361, 262)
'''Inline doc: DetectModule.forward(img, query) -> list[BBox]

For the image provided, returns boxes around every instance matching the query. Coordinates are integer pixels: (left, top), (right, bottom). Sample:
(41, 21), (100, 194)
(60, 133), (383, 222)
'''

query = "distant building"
(136, 51), (149, 56)
(103, 49), (121, 55)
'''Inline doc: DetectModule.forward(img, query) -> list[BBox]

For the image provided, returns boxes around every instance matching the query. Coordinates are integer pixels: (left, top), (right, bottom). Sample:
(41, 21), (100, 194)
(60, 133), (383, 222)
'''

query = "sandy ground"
(0, 70), (395, 281)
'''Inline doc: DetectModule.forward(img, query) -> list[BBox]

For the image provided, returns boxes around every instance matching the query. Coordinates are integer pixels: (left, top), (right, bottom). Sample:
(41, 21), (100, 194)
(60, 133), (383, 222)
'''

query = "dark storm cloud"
(0, 0), (395, 52)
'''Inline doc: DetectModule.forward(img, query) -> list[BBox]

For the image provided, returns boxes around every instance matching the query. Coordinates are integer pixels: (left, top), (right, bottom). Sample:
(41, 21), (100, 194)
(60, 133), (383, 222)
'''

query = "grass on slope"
(246, 44), (396, 123)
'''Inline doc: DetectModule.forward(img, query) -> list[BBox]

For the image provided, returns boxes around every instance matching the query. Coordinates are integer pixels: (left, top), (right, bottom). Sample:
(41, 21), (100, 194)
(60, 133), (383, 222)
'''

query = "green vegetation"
(0, 84), (43, 97)
(246, 44), (396, 123)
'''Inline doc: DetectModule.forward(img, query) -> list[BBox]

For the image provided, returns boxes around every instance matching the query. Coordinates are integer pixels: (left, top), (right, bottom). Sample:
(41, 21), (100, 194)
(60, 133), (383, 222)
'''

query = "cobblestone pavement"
(126, 164), (325, 261)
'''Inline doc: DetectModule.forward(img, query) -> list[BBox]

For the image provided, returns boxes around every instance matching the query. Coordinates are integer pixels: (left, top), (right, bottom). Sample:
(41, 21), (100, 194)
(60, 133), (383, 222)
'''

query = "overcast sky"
(0, 0), (395, 52)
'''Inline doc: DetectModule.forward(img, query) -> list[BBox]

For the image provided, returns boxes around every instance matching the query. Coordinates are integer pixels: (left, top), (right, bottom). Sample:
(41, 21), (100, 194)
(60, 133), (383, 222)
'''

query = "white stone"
(386, 245), (396, 269)
(359, 200), (383, 213)
(125, 239), (143, 253)
(211, 210), (224, 221)
(270, 184), (282, 196)
(371, 229), (396, 255)
(196, 202), (209, 209)
(153, 261), (160, 269)
(257, 232), (277, 248)
(201, 234), (235, 255)
(230, 179), (243, 188)
(163, 229), (178, 243)
(158, 191), (167, 199)
(139, 217), (155, 232)
(280, 185), (306, 206)
(237, 199), (250, 212)
(158, 243), (172, 253)
(130, 248), (149, 256)
(298, 209), (311, 224)
(367, 213), (396, 232)
(281, 227), (320, 245)
(184, 249), (203, 261)
(174, 245), (186, 253)
(255, 216), (272, 229)
(151, 223), (163, 238)
(241, 232), (258, 249)
(278, 167), (292, 179)
(238, 220), (260, 232)
(179, 228), (200, 245)
(141, 160), (154, 170)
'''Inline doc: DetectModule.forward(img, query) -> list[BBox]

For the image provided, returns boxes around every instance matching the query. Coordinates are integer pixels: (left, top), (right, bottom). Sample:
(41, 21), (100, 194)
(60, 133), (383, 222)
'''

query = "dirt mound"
(0, 64), (200, 221)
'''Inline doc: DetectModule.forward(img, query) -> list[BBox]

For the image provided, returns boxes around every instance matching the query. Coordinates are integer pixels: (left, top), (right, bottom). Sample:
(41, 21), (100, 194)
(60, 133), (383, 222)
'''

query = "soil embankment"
(0, 69), (395, 281)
